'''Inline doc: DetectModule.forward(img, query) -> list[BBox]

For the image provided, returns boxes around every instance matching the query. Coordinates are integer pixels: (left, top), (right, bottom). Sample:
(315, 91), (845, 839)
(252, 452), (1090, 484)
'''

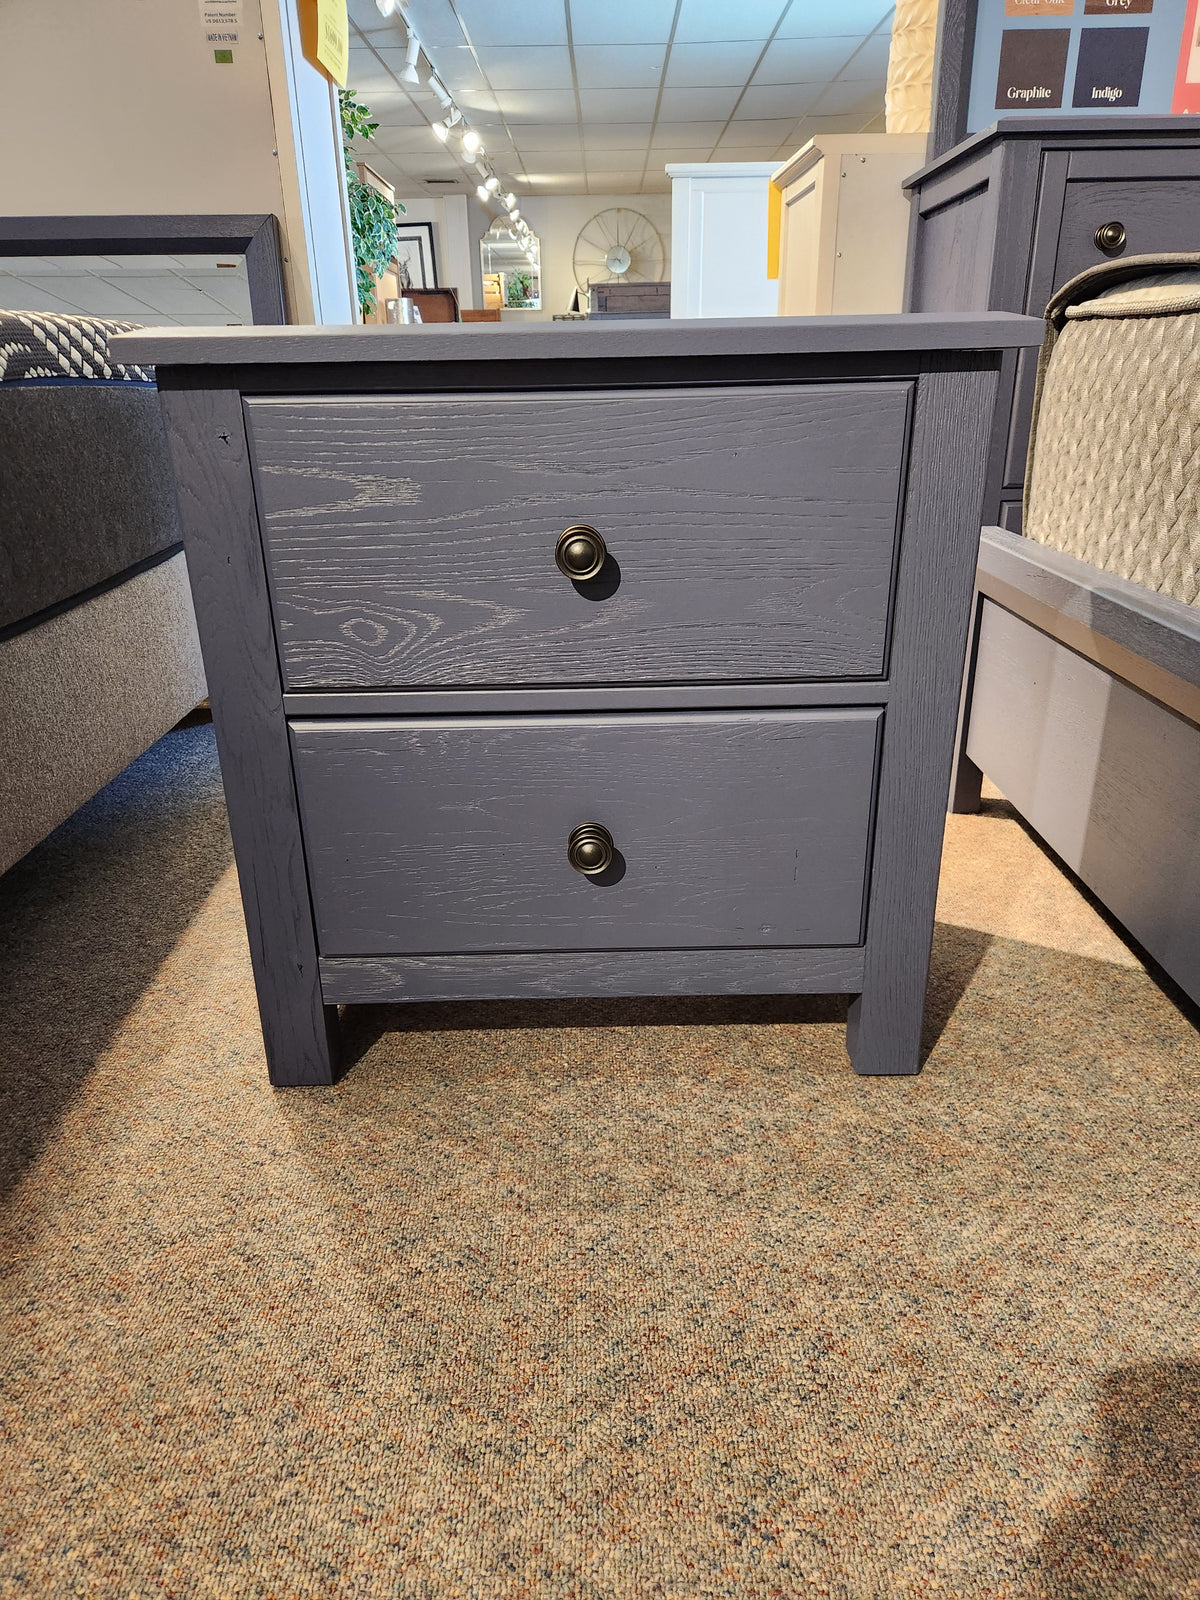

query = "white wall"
(0, 0), (355, 323)
(392, 195), (479, 310)
(470, 194), (673, 323)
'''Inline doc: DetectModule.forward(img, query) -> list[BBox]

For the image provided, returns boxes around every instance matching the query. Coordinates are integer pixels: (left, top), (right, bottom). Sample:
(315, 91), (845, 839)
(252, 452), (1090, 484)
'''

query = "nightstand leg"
(845, 986), (925, 1077)
(158, 385), (337, 1088)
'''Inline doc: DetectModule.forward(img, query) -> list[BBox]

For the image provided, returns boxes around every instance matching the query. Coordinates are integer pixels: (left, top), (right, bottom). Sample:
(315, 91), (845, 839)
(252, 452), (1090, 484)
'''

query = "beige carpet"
(2, 727), (1199, 1599)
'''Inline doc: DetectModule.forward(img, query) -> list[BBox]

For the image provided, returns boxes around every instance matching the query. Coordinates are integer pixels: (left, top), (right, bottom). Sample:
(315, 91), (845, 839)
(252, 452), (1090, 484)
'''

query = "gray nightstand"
(116, 315), (1040, 1086)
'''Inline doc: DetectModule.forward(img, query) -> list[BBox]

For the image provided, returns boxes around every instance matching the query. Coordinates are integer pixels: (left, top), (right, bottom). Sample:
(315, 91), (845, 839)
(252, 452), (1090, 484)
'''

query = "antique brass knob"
(555, 525), (607, 581)
(1095, 220), (1126, 254)
(567, 822), (614, 876)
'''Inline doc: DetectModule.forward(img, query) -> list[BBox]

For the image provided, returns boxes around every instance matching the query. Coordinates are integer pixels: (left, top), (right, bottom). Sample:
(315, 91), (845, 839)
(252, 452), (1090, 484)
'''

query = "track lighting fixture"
(399, 31), (421, 84)
(428, 75), (451, 107)
(461, 129), (483, 156)
(375, 0), (398, 14)
(485, 175), (500, 194)
(476, 184), (490, 202)
(503, 192), (516, 210)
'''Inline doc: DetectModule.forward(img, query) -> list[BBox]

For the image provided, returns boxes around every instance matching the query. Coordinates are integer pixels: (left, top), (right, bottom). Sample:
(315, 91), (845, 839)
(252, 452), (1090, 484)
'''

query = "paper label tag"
(316, 0), (349, 86)
(199, 0), (241, 46)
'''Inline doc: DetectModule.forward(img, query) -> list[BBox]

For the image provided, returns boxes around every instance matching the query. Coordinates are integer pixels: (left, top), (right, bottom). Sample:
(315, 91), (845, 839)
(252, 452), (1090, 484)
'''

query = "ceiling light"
(504, 192), (516, 210)
(461, 129), (483, 156)
(485, 175), (500, 194)
(476, 184), (490, 202)
(399, 31), (421, 84)
(431, 119), (449, 142)
(428, 75), (451, 107)
(446, 105), (462, 126)
(508, 208), (521, 223)
(375, 0), (398, 14)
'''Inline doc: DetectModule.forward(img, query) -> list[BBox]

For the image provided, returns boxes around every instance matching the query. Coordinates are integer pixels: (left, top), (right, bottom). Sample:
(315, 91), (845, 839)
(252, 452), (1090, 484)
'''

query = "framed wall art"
(394, 222), (438, 291)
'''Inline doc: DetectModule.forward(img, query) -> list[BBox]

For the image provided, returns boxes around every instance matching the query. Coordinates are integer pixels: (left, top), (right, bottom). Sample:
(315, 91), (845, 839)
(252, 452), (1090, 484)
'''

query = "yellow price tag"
(316, 0), (348, 86)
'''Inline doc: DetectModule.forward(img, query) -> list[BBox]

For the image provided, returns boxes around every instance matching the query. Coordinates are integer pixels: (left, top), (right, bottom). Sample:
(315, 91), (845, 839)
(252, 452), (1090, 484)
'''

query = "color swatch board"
(966, 0), (1200, 131)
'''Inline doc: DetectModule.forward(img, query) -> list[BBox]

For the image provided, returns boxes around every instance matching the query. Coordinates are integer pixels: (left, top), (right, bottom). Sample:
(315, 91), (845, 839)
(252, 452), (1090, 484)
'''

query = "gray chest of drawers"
(905, 117), (1200, 529)
(117, 315), (1040, 1087)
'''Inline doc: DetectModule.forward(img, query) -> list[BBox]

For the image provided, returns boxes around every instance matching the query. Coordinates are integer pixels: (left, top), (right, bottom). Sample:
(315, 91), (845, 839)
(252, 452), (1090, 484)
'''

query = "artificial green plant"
(339, 88), (407, 317)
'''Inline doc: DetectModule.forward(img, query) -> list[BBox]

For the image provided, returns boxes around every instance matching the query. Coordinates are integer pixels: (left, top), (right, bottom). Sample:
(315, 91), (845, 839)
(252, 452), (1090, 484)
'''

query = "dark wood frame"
(0, 214), (287, 324)
(931, 0), (978, 160)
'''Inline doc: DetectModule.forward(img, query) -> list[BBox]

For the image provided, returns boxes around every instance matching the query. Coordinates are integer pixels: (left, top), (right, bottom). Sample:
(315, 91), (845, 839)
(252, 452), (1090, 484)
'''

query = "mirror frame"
(0, 214), (287, 324)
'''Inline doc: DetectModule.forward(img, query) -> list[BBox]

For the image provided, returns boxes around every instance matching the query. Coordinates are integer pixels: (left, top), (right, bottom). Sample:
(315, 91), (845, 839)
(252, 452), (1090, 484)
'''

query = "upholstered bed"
(954, 257), (1200, 1008)
(0, 312), (206, 874)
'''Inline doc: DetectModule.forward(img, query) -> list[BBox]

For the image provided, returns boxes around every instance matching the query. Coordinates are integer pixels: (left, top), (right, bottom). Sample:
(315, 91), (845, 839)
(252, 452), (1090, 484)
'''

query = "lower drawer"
(290, 709), (883, 955)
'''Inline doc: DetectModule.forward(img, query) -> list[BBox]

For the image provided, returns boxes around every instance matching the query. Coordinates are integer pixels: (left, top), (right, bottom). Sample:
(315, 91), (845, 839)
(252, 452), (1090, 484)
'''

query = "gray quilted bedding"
(1024, 254), (1200, 609)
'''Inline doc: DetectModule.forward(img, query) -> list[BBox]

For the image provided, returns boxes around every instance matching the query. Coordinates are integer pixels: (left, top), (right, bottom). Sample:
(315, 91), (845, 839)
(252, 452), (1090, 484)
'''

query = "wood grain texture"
(966, 600), (1200, 1006)
(280, 681), (894, 717)
(930, 0), (977, 160)
(977, 525), (1200, 723)
(247, 386), (912, 689)
(319, 947), (867, 1004)
(289, 709), (883, 955)
(1053, 179), (1200, 290)
(847, 355), (999, 1075)
(112, 312), (1043, 371)
(906, 184), (996, 315)
(156, 387), (337, 1086)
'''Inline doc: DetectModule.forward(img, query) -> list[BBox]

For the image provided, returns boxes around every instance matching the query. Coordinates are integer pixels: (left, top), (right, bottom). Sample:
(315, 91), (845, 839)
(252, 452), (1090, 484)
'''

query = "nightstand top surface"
(114, 312), (1043, 370)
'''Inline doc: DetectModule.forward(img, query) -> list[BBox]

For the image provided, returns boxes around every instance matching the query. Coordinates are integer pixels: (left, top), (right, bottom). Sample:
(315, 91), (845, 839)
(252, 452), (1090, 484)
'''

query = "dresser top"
(906, 116), (1200, 188)
(114, 312), (1042, 370)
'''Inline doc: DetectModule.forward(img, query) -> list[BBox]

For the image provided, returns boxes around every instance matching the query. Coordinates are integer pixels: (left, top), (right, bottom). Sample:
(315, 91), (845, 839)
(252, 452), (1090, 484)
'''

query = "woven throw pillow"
(0, 310), (153, 383)
(1024, 255), (1200, 608)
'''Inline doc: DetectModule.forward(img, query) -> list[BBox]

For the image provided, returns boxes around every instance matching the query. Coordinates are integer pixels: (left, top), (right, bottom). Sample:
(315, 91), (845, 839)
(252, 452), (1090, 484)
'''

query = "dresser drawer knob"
(1094, 220), (1126, 254)
(567, 822), (614, 876)
(555, 525), (607, 581)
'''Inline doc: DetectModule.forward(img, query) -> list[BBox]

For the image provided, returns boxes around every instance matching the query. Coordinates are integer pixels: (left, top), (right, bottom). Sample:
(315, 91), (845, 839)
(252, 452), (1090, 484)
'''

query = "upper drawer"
(246, 384), (911, 690)
(1054, 180), (1200, 291)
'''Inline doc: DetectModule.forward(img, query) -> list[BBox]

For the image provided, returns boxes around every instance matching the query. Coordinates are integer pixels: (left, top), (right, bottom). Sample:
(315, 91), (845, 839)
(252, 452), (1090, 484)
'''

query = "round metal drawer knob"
(567, 822), (614, 876)
(1095, 220), (1127, 254)
(555, 525), (607, 581)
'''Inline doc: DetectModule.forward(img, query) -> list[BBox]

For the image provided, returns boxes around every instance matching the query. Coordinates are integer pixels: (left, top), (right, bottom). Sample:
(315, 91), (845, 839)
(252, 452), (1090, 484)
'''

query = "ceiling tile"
(751, 36), (864, 84)
(811, 79), (885, 115)
(518, 151), (593, 173)
(479, 45), (573, 90)
(656, 85), (741, 120)
(570, 0), (677, 46)
(840, 32), (894, 75)
(650, 145), (717, 159)
(585, 171), (647, 189)
(649, 119), (728, 145)
(737, 83), (821, 119)
(578, 87), (660, 120)
(454, 0), (568, 47)
(508, 122), (583, 150)
(369, 125), (444, 153)
(776, 2), (894, 39)
(806, 111), (883, 133)
(428, 46), (489, 96)
(497, 89), (580, 122)
(715, 117), (799, 148)
(573, 44), (667, 88)
(584, 123), (653, 148)
(664, 41), (766, 86)
(674, 0), (790, 43)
